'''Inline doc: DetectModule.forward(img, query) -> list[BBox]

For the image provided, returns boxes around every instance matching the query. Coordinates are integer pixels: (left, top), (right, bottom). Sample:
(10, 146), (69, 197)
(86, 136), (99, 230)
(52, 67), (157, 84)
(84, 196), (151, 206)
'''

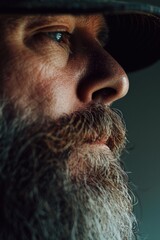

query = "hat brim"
(0, 0), (159, 72)
(106, 13), (160, 72)
(0, 0), (159, 15)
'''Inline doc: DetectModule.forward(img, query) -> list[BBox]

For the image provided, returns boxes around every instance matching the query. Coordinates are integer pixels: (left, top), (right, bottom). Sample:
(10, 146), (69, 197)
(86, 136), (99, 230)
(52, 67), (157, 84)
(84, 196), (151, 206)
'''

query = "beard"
(0, 102), (137, 240)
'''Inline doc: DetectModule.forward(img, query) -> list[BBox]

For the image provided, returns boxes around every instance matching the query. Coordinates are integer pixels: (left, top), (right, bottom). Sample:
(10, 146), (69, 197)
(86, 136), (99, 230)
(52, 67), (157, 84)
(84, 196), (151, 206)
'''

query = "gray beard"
(0, 102), (137, 240)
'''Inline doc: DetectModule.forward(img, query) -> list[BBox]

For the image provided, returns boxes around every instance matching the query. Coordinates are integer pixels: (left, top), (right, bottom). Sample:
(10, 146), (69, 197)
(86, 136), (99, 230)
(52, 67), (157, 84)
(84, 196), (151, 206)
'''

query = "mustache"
(0, 100), (127, 161)
(0, 101), (126, 160)
(36, 102), (126, 157)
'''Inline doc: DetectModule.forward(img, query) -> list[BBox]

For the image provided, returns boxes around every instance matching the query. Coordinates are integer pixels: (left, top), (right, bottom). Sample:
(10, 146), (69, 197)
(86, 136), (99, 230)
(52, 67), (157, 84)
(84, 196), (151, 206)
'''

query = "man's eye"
(46, 31), (71, 44)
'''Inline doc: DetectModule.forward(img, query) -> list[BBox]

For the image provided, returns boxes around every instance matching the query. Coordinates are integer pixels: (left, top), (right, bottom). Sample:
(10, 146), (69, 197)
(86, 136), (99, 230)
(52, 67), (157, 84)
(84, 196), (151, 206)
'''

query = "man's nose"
(77, 41), (129, 105)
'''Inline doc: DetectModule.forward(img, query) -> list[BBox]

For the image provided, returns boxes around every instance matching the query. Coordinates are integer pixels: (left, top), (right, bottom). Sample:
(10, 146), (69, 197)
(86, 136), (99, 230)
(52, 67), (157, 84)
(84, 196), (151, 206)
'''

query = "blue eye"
(47, 32), (63, 42)
(46, 32), (71, 44)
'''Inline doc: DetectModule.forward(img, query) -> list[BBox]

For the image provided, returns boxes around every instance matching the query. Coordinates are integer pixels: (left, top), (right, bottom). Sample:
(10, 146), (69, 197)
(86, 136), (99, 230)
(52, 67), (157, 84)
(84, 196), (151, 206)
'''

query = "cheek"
(2, 49), (68, 96)
(48, 49), (69, 68)
(31, 68), (77, 117)
(2, 55), (78, 118)
(0, 43), (86, 119)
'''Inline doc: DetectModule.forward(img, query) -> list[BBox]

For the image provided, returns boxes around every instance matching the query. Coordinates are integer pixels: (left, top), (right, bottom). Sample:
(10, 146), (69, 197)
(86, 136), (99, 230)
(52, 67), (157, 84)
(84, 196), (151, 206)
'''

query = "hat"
(0, 0), (159, 72)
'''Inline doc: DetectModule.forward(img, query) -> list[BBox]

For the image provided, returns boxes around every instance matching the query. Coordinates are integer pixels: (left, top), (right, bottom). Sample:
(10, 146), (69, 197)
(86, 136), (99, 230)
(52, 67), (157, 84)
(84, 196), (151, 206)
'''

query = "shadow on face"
(0, 14), (129, 121)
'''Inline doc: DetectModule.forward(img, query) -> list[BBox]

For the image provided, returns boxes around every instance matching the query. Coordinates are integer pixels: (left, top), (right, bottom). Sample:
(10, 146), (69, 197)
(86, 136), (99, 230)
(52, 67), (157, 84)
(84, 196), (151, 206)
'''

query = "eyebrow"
(25, 15), (76, 31)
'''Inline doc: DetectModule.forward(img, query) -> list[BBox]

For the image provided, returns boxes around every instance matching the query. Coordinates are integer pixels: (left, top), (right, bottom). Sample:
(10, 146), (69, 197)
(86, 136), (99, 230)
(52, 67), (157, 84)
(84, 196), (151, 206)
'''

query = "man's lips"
(84, 135), (111, 150)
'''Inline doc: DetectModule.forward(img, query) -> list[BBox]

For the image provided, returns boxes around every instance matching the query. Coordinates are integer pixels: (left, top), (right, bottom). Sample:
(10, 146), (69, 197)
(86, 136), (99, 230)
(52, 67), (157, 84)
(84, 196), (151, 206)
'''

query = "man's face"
(0, 14), (136, 240)
(0, 14), (128, 120)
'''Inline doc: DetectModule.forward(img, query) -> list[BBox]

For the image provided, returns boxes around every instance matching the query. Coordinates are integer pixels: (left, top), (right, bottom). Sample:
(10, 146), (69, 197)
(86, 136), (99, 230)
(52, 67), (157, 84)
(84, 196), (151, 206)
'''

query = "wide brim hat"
(0, 0), (159, 72)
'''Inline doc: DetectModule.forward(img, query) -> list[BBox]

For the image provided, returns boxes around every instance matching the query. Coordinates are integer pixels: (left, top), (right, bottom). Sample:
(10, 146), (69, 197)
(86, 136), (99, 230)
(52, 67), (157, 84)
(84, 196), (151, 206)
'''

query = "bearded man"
(0, 1), (159, 240)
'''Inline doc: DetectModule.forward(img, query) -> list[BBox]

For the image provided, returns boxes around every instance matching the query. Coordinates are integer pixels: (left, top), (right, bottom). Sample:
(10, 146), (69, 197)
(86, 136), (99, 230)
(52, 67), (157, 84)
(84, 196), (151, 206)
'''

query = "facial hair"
(0, 102), (137, 240)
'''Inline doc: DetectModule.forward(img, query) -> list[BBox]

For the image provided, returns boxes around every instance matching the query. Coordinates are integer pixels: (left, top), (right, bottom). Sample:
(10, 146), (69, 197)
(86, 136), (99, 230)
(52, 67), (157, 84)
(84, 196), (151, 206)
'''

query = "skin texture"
(0, 14), (136, 240)
(0, 14), (129, 120)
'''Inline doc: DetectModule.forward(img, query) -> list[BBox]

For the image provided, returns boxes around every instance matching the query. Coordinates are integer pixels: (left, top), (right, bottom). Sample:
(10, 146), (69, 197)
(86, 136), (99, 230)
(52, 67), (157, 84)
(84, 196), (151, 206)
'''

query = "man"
(0, 1), (159, 239)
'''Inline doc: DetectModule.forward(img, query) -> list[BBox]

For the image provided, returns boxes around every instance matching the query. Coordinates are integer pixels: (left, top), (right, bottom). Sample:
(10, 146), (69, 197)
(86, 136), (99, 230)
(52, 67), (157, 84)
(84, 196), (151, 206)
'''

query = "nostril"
(92, 87), (117, 103)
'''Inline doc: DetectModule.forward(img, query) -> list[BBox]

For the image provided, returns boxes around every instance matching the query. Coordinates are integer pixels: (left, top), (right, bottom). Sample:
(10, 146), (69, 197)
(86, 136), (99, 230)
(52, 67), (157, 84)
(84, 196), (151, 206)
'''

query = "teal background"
(114, 61), (160, 240)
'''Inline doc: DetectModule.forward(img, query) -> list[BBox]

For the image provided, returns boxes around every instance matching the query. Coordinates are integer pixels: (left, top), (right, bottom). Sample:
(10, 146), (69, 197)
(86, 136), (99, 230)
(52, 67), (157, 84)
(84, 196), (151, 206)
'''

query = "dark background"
(114, 60), (160, 240)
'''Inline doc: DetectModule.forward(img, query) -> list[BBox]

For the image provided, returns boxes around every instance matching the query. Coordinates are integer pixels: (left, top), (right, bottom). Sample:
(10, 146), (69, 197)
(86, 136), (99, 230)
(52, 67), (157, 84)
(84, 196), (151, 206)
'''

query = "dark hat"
(0, 0), (159, 72)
